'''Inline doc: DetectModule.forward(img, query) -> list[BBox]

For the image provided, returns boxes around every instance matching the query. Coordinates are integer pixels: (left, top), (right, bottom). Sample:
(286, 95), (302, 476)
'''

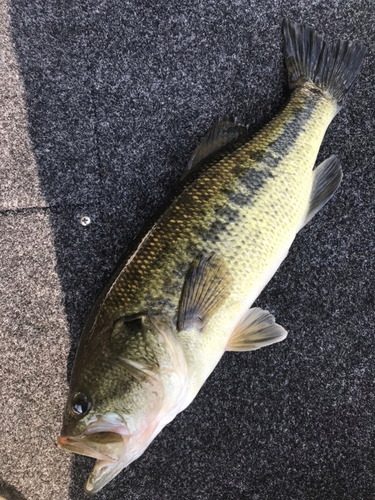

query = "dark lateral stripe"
(201, 91), (318, 241)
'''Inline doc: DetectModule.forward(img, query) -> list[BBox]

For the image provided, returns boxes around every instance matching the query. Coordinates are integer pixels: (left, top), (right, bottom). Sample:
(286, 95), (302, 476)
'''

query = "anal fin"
(302, 155), (342, 228)
(226, 307), (287, 352)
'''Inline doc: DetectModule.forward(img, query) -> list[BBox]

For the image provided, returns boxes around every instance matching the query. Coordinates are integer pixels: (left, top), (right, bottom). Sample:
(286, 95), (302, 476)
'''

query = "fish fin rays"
(283, 19), (366, 104)
(178, 252), (232, 331)
(226, 307), (287, 351)
(181, 116), (248, 181)
(302, 155), (342, 229)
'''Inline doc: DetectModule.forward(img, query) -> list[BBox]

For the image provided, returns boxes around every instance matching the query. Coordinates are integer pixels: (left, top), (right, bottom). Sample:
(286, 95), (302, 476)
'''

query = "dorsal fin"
(181, 116), (248, 181)
(302, 155), (342, 228)
(178, 253), (232, 331)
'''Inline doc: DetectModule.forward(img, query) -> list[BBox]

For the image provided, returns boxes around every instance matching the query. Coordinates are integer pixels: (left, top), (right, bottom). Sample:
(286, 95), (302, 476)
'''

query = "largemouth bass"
(58, 20), (366, 494)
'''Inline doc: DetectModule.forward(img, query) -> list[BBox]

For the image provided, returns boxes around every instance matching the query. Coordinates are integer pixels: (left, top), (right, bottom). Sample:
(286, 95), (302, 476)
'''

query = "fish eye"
(71, 392), (91, 416)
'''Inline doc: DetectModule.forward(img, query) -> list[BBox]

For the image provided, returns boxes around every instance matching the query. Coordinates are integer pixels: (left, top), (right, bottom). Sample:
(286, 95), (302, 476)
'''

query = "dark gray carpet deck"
(1, 0), (374, 499)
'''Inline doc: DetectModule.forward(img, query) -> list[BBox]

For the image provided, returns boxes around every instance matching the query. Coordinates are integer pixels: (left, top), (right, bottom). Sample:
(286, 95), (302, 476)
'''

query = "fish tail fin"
(282, 19), (366, 105)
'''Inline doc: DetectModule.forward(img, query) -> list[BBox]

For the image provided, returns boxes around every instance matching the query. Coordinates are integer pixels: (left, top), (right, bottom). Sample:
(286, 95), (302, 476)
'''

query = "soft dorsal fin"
(178, 253), (232, 331)
(226, 307), (287, 351)
(181, 116), (248, 181)
(302, 155), (342, 228)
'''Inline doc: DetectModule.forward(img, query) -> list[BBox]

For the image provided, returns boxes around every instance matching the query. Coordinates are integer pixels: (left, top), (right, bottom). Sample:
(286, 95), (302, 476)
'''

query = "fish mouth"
(58, 431), (126, 463)
(58, 431), (134, 495)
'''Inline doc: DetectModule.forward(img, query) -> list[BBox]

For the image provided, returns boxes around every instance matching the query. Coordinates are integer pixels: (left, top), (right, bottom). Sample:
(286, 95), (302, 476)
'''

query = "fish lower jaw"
(84, 427), (164, 495)
(84, 438), (155, 495)
(83, 395), (192, 494)
(85, 459), (125, 496)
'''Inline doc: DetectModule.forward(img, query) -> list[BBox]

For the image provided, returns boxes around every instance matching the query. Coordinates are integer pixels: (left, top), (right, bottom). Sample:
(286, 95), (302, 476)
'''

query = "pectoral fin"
(178, 253), (232, 332)
(302, 155), (342, 228)
(226, 307), (287, 351)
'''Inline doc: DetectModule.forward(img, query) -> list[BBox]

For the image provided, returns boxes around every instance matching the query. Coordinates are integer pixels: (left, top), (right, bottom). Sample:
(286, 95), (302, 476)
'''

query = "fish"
(58, 19), (366, 494)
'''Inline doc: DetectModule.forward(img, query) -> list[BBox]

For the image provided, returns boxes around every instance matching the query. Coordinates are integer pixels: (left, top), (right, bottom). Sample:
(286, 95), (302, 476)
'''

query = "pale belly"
(176, 213), (305, 402)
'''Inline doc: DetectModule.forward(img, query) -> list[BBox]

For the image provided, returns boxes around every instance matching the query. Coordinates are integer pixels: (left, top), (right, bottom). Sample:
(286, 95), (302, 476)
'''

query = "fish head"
(58, 376), (139, 494)
(58, 313), (189, 494)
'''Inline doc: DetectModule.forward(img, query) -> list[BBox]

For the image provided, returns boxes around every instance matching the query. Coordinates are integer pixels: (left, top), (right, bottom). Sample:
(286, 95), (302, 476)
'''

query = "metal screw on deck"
(80, 216), (91, 226)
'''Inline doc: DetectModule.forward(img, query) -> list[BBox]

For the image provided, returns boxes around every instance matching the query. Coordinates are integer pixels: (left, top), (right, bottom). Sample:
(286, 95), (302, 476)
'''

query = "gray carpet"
(1, 0), (374, 499)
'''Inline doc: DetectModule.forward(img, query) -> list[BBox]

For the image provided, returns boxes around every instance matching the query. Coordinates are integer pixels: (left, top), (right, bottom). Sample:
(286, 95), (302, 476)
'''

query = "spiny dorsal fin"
(178, 253), (232, 331)
(181, 116), (248, 181)
(302, 155), (342, 228)
(226, 307), (287, 351)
